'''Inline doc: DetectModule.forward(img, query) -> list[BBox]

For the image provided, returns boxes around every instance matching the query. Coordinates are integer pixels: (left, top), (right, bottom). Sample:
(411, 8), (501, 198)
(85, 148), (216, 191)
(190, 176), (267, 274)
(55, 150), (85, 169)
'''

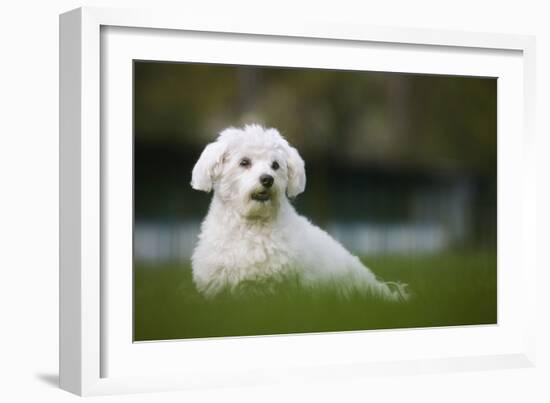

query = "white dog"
(191, 125), (409, 301)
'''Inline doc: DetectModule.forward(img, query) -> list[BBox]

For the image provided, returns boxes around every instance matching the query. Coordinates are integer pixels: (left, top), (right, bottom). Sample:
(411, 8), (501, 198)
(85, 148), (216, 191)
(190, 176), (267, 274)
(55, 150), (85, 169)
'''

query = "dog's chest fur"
(224, 222), (292, 274)
(191, 201), (297, 295)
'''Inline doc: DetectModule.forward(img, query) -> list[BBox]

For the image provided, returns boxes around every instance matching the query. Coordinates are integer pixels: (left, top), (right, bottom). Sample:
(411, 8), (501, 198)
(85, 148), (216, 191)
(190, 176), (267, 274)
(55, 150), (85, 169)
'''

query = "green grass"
(134, 250), (497, 341)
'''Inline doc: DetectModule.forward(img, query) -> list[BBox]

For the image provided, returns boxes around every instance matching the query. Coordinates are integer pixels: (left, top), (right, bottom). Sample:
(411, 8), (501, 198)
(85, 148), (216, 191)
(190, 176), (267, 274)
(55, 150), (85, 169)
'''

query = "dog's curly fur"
(191, 124), (409, 301)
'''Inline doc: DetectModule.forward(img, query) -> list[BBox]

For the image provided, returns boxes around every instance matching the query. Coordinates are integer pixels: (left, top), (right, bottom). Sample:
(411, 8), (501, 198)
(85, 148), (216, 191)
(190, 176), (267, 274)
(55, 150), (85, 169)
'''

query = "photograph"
(133, 61), (497, 341)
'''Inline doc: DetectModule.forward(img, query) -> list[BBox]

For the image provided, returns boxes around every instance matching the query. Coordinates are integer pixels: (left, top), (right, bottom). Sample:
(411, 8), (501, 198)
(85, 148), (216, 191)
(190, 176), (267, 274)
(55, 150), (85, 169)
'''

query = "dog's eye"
(271, 161), (280, 170)
(239, 158), (251, 168)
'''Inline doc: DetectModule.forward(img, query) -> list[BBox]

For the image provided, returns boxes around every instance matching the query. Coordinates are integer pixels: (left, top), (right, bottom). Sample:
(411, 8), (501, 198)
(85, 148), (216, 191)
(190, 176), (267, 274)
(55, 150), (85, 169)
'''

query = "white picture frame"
(59, 6), (537, 396)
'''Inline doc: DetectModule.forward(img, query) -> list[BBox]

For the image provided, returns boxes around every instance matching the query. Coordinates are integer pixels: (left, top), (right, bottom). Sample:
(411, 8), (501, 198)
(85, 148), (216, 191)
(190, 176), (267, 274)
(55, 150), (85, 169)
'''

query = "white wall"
(0, 1), (548, 402)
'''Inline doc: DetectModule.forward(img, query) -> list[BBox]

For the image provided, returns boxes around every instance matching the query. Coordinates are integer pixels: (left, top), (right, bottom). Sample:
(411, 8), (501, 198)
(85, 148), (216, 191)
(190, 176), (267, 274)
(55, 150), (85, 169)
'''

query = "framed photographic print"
(60, 6), (537, 396)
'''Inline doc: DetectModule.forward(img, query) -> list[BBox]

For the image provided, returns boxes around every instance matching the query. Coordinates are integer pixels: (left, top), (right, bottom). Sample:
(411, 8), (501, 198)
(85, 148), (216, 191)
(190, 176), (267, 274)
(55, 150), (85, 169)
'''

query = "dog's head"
(191, 125), (306, 219)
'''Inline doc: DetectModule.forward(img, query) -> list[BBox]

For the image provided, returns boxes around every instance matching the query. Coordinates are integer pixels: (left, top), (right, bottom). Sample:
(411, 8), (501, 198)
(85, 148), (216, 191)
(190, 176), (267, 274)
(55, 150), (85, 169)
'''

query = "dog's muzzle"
(251, 174), (274, 202)
(251, 189), (271, 202)
(260, 174), (274, 188)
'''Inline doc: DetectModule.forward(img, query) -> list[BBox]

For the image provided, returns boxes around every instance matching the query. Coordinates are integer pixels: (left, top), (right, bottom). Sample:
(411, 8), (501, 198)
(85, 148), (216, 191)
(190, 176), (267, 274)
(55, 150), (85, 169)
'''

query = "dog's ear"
(191, 141), (227, 192)
(286, 145), (306, 198)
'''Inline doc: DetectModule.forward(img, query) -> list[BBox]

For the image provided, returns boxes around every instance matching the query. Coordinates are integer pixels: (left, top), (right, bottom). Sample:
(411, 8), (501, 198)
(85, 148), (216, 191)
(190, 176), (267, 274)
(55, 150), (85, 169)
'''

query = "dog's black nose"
(260, 174), (274, 188)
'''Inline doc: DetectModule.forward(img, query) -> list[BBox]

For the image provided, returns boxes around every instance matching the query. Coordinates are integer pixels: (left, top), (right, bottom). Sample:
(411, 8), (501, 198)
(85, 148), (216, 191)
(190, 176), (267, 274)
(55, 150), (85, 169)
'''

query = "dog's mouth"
(251, 190), (271, 202)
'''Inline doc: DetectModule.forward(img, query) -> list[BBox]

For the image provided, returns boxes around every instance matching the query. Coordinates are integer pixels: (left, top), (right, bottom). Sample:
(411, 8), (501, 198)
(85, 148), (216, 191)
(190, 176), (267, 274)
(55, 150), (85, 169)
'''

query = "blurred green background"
(133, 61), (497, 341)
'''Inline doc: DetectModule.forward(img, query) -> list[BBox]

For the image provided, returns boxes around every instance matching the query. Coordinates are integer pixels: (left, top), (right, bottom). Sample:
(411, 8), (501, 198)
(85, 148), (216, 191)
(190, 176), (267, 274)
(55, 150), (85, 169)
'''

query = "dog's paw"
(385, 281), (412, 302)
